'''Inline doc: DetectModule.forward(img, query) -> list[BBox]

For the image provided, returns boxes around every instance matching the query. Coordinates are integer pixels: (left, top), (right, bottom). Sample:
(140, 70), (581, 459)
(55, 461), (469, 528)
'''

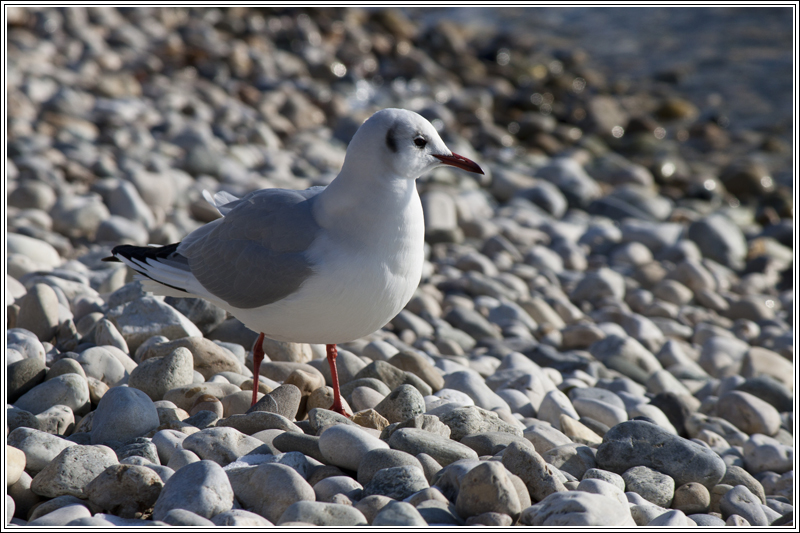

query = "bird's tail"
(103, 243), (195, 298)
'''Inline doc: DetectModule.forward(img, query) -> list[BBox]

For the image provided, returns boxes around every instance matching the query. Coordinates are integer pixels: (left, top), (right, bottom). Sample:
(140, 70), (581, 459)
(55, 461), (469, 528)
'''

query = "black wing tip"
(102, 255), (120, 262)
(109, 243), (182, 263)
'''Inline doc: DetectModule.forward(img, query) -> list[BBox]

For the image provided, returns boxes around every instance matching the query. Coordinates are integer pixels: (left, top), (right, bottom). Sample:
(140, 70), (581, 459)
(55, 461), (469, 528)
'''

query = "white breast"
(230, 194), (425, 344)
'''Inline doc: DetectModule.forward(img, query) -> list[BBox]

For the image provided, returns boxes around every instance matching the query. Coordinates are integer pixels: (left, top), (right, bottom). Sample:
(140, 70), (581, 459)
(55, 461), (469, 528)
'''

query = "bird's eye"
(414, 136), (427, 149)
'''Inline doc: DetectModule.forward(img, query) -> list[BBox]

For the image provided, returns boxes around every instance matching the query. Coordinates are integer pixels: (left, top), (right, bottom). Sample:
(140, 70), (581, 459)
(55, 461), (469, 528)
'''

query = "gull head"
(343, 108), (484, 181)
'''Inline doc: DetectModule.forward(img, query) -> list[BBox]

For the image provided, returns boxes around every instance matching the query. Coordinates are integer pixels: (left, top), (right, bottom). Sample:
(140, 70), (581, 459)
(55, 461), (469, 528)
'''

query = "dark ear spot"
(385, 125), (397, 153)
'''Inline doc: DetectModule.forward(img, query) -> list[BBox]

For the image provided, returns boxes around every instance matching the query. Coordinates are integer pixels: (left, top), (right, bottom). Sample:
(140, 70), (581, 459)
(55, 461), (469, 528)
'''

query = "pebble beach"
(4, 6), (796, 528)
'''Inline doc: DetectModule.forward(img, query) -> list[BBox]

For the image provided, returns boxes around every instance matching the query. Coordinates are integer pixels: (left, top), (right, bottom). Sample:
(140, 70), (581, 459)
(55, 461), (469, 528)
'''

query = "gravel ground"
(4, 6), (795, 527)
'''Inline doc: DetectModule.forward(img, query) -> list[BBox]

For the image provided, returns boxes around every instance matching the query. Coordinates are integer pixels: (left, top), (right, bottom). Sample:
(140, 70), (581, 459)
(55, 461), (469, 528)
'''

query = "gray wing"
(178, 187), (323, 309)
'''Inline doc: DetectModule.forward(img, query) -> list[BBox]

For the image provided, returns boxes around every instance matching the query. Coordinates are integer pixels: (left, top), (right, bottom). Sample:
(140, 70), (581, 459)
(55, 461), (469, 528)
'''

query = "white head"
(341, 108), (483, 181)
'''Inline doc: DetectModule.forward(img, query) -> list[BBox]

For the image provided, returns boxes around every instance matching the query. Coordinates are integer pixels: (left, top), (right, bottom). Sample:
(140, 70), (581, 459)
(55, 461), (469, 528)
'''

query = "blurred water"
(406, 6), (794, 137)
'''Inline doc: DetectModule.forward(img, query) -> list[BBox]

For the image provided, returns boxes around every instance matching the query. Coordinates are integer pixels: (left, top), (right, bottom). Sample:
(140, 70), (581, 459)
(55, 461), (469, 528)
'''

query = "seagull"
(105, 108), (484, 417)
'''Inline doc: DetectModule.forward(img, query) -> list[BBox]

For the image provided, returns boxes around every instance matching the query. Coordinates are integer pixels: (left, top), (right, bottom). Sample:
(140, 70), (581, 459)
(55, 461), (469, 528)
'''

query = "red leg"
(251, 333), (266, 407)
(326, 343), (349, 417)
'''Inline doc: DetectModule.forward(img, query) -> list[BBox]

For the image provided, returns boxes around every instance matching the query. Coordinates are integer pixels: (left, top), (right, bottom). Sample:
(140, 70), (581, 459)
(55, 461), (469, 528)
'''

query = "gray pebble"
(7, 427), (77, 474)
(437, 405), (522, 441)
(388, 427), (478, 467)
(720, 485), (769, 526)
(519, 490), (635, 526)
(161, 508), (215, 526)
(373, 500), (428, 526)
(128, 347), (194, 401)
(374, 384), (426, 424)
(622, 465), (675, 507)
(151, 460), (233, 520)
(227, 462), (315, 522)
(363, 465), (429, 500)
(277, 501), (368, 526)
(596, 420), (726, 488)
(30, 444), (118, 498)
(211, 509), (274, 526)
(7, 357), (47, 403)
(85, 463), (164, 518)
(91, 386), (159, 445)
(27, 503), (92, 526)
(14, 373), (90, 416)
(319, 423), (389, 471)
(182, 426), (264, 466)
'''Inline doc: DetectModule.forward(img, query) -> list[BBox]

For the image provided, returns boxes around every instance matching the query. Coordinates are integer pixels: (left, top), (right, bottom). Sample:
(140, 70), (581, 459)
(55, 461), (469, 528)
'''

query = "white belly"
(228, 229), (424, 344)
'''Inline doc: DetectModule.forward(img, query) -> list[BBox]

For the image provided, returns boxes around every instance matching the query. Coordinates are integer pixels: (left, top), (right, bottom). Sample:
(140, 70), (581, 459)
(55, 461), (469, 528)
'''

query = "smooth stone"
(139, 336), (240, 380)
(250, 383), (302, 420)
(84, 464), (165, 518)
(720, 485), (769, 526)
(437, 405), (522, 441)
(441, 371), (510, 411)
(128, 347), (194, 401)
(273, 432), (326, 463)
(502, 440), (567, 502)
(350, 386), (387, 411)
(75, 346), (130, 387)
(318, 424), (389, 471)
(35, 404), (75, 435)
(227, 462), (315, 523)
(576, 478), (627, 505)
(357, 448), (423, 485)
(162, 382), (245, 412)
(581, 468), (625, 492)
(27, 504), (92, 526)
(6, 427), (77, 474)
(14, 373), (90, 416)
(722, 465), (766, 504)
(743, 434), (793, 474)
(8, 328), (47, 362)
(16, 283), (60, 342)
(372, 500), (428, 526)
(218, 411), (302, 435)
(7, 357), (47, 403)
(387, 351), (445, 392)
(6, 445), (26, 486)
(688, 513), (727, 526)
(570, 396), (627, 428)
(91, 386), (159, 445)
(164, 297), (228, 337)
(541, 443), (597, 479)
(314, 475), (363, 502)
(388, 428), (478, 467)
(460, 431), (534, 456)
(622, 465), (675, 507)
(523, 421), (574, 454)
(161, 508), (215, 526)
(559, 415), (603, 445)
(687, 214), (747, 269)
(355, 494), (394, 524)
(277, 501), (368, 526)
(519, 490), (635, 526)
(105, 297), (202, 354)
(596, 420), (726, 488)
(151, 460), (233, 520)
(717, 390), (781, 436)
(182, 427), (264, 466)
(211, 509), (274, 526)
(307, 408), (359, 434)
(30, 444), (118, 498)
(455, 460), (522, 520)
(647, 509), (693, 526)
(673, 482), (712, 514)
(363, 464), (429, 501)
(374, 384), (426, 424)
(167, 449), (201, 471)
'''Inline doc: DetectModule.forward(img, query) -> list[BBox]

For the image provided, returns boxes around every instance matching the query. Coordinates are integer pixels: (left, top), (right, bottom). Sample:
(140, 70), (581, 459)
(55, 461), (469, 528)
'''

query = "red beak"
(433, 152), (485, 175)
